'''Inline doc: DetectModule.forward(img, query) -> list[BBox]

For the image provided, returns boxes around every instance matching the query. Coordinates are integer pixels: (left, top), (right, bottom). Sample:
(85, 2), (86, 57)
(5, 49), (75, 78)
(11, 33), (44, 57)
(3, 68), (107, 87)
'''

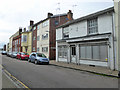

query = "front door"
(70, 45), (76, 63)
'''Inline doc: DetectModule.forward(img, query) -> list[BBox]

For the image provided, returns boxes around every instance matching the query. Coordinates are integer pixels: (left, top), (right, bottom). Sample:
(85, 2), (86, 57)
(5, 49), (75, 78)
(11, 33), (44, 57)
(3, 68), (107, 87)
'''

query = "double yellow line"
(1, 65), (30, 90)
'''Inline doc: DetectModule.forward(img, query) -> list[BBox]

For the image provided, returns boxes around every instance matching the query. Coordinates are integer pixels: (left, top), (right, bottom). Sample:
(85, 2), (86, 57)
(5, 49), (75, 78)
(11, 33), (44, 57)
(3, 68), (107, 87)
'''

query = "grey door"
(70, 45), (76, 63)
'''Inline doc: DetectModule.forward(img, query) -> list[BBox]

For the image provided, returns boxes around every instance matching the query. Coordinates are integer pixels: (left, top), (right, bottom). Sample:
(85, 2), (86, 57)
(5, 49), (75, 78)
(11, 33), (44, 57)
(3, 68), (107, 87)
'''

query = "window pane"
(86, 46), (92, 59)
(88, 18), (98, 34)
(72, 47), (76, 55)
(93, 46), (100, 60)
(80, 47), (85, 59)
(100, 45), (108, 61)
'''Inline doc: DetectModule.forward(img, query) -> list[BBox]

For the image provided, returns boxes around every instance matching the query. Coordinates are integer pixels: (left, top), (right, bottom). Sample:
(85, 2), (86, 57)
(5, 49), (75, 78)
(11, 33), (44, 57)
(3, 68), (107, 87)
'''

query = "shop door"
(70, 45), (76, 63)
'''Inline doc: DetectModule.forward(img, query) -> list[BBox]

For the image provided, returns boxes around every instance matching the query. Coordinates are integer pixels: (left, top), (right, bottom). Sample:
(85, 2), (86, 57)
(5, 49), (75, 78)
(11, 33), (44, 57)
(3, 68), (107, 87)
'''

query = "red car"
(17, 52), (29, 60)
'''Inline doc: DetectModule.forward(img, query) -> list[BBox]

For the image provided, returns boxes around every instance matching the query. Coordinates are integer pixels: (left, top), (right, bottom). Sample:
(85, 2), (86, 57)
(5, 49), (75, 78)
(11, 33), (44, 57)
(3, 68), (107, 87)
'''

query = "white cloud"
(0, 0), (114, 48)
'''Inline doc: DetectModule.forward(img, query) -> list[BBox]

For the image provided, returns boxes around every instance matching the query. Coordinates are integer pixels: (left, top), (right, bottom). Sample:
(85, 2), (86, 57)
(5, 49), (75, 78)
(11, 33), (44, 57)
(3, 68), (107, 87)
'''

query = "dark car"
(17, 52), (29, 60)
(1, 51), (7, 55)
(28, 52), (49, 65)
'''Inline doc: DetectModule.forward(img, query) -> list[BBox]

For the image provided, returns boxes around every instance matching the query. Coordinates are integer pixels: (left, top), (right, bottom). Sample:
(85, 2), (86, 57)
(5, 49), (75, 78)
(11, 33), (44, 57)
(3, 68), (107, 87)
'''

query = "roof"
(32, 13), (67, 27)
(57, 7), (114, 28)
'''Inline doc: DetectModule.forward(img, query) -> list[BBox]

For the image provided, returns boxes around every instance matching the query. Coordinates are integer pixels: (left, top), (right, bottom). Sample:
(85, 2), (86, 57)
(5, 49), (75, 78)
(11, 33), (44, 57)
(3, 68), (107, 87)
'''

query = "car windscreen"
(37, 53), (46, 58)
(21, 53), (29, 55)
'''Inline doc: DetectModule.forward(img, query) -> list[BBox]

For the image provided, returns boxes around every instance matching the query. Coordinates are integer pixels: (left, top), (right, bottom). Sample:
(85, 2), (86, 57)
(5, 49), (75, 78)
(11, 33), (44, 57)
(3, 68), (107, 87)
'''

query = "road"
(2, 55), (118, 88)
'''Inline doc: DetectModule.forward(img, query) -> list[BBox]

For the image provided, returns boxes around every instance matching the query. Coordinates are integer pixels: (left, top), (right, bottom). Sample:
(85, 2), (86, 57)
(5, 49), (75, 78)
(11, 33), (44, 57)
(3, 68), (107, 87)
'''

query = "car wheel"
(47, 62), (49, 65)
(35, 60), (38, 65)
(28, 59), (31, 62)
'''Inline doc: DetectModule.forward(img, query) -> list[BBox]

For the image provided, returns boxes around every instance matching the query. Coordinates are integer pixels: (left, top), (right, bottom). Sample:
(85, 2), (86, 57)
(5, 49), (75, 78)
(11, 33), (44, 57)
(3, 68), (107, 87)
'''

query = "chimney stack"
(48, 13), (53, 18)
(30, 20), (34, 26)
(19, 27), (22, 35)
(67, 10), (73, 21)
(24, 28), (26, 32)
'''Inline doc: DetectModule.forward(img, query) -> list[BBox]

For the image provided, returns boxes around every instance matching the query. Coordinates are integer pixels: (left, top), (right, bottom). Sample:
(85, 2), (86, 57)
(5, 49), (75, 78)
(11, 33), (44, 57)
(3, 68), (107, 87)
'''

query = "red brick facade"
(49, 13), (73, 60)
(12, 35), (22, 52)
(32, 26), (37, 52)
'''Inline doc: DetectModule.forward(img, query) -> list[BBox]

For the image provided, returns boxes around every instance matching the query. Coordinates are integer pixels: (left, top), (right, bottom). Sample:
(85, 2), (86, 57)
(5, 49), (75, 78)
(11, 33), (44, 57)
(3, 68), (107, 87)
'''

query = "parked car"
(7, 52), (12, 57)
(17, 52), (29, 60)
(28, 52), (49, 64)
(1, 51), (7, 55)
(11, 52), (18, 58)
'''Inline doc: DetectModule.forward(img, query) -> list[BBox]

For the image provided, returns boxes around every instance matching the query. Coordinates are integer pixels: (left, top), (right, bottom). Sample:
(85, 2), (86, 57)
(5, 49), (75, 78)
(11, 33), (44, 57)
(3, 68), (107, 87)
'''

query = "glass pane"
(100, 45), (108, 61)
(72, 47), (76, 55)
(80, 47), (85, 59)
(93, 46), (100, 60)
(86, 46), (92, 59)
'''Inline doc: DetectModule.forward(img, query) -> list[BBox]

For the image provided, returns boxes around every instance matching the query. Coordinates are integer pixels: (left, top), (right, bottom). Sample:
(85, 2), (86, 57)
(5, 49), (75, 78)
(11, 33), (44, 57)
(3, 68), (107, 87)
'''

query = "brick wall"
(49, 15), (69, 60)
(12, 35), (21, 52)
(32, 26), (37, 52)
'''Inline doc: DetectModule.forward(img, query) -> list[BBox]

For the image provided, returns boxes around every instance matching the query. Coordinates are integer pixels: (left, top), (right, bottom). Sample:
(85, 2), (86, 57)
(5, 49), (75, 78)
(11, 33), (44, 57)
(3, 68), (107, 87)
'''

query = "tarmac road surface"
(2, 55), (118, 88)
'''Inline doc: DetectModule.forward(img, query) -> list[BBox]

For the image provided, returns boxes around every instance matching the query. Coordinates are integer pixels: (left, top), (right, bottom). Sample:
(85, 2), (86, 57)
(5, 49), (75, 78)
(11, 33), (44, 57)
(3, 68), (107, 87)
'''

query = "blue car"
(28, 52), (49, 65)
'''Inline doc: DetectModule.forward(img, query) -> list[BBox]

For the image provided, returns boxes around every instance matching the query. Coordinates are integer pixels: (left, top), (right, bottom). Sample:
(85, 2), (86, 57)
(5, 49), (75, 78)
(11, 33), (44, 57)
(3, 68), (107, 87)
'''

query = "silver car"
(28, 52), (49, 65)
(11, 52), (18, 58)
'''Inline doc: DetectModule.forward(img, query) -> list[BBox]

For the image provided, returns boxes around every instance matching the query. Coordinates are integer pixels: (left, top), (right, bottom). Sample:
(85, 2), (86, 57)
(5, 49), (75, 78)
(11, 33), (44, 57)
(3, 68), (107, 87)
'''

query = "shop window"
(86, 46), (92, 59)
(100, 46), (108, 61)
(80, 44), (108, 61)
(58, 46), (68, 58)
(93, 46), (100, 60)
(80, 47), (86, 59)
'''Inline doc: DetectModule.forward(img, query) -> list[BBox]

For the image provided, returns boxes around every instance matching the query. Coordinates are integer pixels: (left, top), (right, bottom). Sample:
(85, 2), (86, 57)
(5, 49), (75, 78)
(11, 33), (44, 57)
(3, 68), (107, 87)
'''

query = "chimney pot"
(24, 28), (26, 32)
(19, 27), (22, 35)
(67, 10), (73, 21)
(30, 20), (34, 26)
(48, 13), (53, 18)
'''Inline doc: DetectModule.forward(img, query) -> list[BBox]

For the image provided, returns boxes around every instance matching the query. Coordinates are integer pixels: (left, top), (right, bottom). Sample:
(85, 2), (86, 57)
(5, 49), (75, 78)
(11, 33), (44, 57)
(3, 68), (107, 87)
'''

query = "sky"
(0, 0), (114, 48)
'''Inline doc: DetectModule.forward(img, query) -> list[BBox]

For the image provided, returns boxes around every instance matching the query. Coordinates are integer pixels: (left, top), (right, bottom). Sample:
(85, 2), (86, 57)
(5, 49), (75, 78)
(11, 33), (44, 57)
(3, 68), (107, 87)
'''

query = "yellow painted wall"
(21, 31), (32, 55)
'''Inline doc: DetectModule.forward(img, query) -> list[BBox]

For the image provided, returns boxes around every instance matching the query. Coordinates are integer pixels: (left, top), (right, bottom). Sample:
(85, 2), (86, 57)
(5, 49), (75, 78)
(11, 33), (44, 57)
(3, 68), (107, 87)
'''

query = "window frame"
(87, 18), (98, 35)
(63, 26), (69, 39)
(79, 44), (108, 62)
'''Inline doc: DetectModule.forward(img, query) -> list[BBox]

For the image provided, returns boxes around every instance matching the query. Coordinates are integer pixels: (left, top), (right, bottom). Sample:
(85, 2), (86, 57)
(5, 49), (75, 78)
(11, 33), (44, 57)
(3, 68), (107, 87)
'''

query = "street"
(2, 55), (118, 88)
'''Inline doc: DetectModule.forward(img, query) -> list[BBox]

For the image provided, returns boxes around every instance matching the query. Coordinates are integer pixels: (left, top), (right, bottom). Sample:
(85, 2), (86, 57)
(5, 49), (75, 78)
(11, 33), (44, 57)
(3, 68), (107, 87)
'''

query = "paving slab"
(50, 60), (119, 77)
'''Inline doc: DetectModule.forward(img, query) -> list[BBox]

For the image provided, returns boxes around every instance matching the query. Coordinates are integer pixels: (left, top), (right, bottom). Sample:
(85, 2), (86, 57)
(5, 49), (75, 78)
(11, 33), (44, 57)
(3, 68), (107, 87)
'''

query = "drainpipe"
(112, 12), (116, 70)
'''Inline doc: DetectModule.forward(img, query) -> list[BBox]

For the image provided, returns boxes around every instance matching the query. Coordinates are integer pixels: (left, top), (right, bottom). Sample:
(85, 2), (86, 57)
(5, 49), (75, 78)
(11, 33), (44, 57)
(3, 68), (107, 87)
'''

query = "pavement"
(2, 72), (17, 88)
(50, 60), (119, 78)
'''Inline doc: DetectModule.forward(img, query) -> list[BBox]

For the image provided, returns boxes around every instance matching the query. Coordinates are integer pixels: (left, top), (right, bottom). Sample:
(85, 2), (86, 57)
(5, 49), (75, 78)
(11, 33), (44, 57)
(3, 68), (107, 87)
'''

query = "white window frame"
(58, 45), (68, 58)
(42, 20), (48, 28)
(37, 36), (40, 41)
(79, 44), (108, 62)
(42, 47), (48, 52)
(87, 18), (98, 35)
(63, 27), (69, 39)
(42, 34), (48, 40)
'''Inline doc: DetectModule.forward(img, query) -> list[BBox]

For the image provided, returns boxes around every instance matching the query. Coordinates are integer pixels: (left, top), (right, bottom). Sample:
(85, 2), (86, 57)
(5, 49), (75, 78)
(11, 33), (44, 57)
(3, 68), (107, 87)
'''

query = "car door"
(17, 53), (20, 59)
(31, 54), (36, 62)
(32, 54), (36, 62)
